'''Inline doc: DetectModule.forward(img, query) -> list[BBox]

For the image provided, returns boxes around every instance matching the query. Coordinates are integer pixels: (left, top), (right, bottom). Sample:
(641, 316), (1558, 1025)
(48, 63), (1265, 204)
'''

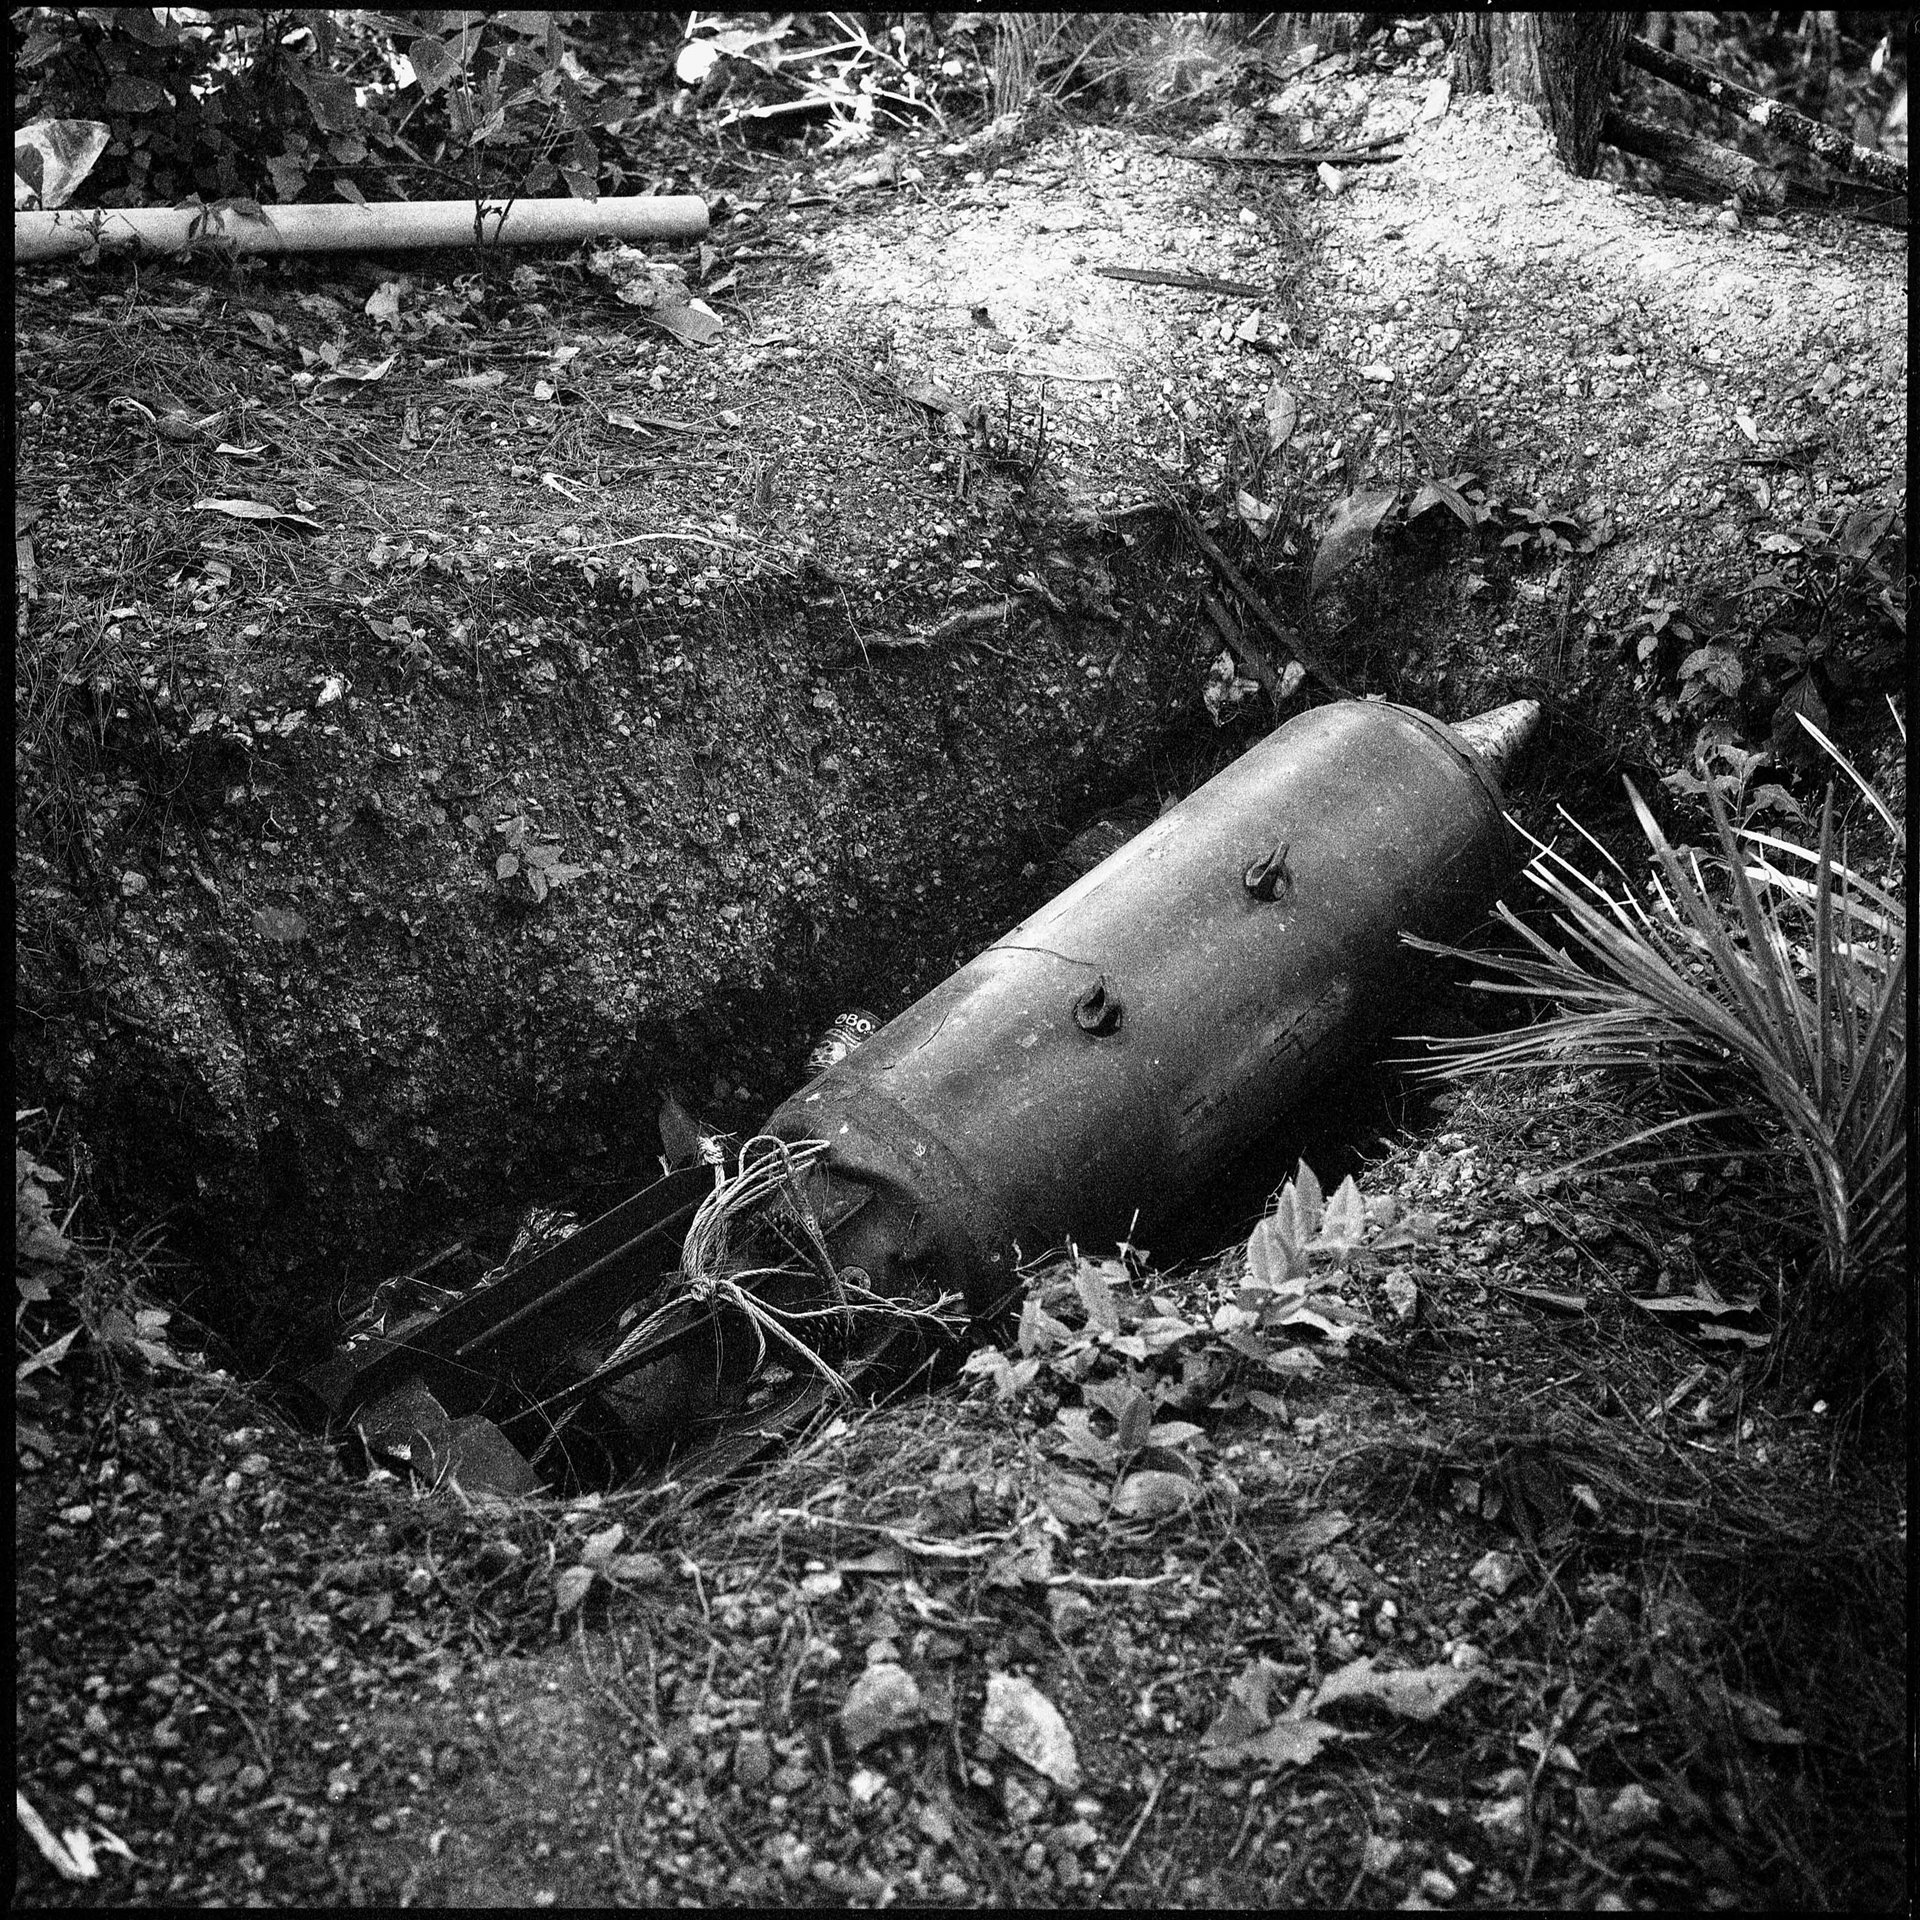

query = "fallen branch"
(1094, 1771), (1168, 1903)
(836, 599), (1023, 666)
(1202, 592), (1284, 702)
(1094, 265), (1274, 299)
(1166, 496), (1351, 701)
(1623, 33), (1908, 194)
(925, 603), (1020, 647)
(1604, 109), (1904, 226)
(1602, 109), (1786, 209)
(1176, 138), (1405, 169)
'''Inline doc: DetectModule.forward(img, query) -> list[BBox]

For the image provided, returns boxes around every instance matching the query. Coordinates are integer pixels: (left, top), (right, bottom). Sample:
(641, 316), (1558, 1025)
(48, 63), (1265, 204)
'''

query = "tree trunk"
(1451, 12), (1632, 175)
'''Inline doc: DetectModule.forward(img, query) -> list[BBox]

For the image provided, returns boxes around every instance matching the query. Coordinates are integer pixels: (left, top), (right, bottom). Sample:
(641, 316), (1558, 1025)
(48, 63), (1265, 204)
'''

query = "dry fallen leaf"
(1309, 490), (1395, 600)
(651, 298), (723, 346)
(1203, 1714), (1342, 1770)
(1200, 1658), (1342, 1770)
(579, 1523), (626, 1570)
(605, 1552), (667, 1587)
(1311, 1655), (1481, 1722)
(16, 1788), (97, 1881)
(193, 497), (323, 532)
(1264, 380), (1299, 450)
(1111, 1470), (1197, 1520)
(317, 353), (395, 387)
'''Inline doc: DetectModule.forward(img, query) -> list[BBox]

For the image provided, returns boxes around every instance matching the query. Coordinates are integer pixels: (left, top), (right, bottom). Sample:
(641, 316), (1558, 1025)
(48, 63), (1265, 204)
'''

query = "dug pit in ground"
(13, 76), (1903, 1393)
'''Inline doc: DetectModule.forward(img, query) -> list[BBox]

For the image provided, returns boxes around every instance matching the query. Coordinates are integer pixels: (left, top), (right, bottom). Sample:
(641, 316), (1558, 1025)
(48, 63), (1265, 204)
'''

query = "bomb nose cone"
(1452, 698), (1542, 787)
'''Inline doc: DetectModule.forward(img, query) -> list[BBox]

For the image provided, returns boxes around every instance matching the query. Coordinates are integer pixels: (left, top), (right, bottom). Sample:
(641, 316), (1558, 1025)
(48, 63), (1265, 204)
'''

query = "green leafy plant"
(11, 8), (606, 213)
(1662, 738), (1806, 827)
(963, 1159), (1437, 1524)
(1302, 470), (1614, 602)
(1408, 720), (1907, 1396)
(492, 815), (587, 905)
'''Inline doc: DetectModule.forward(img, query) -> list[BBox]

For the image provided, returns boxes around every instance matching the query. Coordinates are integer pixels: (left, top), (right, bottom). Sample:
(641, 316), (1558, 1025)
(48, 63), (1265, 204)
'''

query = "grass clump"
(1410, 719), (1906, 1421)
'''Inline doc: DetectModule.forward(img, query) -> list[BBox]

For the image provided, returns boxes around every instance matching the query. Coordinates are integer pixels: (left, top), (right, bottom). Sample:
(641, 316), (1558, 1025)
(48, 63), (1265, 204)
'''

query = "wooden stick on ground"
(1602, 109), (1787, 209)
(1166, 495), (1352, 701)
(1094, 265), (1274, 299)
(1624, 34), (1908, 193)
(1176, 140), (1405, 169)
(1202, 592), (1283, 702)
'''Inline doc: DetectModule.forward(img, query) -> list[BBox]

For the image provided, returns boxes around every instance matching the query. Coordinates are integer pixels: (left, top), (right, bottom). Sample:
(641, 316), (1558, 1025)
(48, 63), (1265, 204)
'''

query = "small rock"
(119, 870), (148, 898)
(1362, 1832), (1404, 1876)
(847, 1766), (888, 1808)
(1469, 1550), (1519, 1597)
(982, 1671), (1080, 1789)
(1587, 1781), (1662, 1841)
(1578, 1603), (1633, 1665)
(733, 1729), (772, 1789)
(841, 1661), (923, 1752)
(474, 1538), (524, 1581)
(1419, 1867), (1458, 1902)
(607, 1551), (667, 1587)
(1002, 1772), (1047, 1826)
(1474, 1794), (1529, 1847)
(1317, 163), (1346, 196)
(1047, 1588), (1095, 1641)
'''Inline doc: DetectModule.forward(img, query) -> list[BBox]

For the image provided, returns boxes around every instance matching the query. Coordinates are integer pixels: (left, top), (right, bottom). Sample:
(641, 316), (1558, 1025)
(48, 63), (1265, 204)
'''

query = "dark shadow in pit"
(1148, 1044), (1447, 1274)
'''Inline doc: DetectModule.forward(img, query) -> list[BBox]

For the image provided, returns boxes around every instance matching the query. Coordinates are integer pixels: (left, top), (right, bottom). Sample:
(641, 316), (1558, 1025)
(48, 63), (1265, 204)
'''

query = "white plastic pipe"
(14, 193), (708, 263)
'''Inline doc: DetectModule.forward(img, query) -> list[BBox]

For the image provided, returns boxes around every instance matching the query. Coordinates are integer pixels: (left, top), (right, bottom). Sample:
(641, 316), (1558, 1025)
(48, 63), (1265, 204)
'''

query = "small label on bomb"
(806, 1008), (880, 1075)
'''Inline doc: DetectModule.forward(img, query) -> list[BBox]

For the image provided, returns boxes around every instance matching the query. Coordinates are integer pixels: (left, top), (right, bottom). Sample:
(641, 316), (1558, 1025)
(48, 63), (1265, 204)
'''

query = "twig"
(1095, 265), (1274, 299)
(1165, 494), (1352, 699)
(848, 601), (1022, 664)
(185, 1672), (273, 1772)
(1095, 1770), (1167, 1901)
(1046, 1569), (1180, 1590)
(1624, 34), (1907, 193)
(598, 410), (716, 436)
(1202, 591), (1283, 701)
(1602, 109), (1786, 210)
(563, 530), (742, 557)
(1177, 132), (1406, 167)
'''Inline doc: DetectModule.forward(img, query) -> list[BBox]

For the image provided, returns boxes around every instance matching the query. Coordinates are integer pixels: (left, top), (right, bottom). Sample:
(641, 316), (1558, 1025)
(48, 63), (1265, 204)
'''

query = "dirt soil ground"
(16, 1070), (1905, 1909)
(13, 25), (1908, 1914)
